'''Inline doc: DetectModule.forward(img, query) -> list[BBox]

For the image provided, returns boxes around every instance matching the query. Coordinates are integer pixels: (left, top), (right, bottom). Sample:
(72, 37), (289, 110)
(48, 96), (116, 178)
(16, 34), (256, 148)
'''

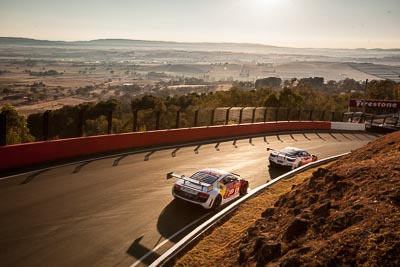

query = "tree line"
(1, 78), (399, 145)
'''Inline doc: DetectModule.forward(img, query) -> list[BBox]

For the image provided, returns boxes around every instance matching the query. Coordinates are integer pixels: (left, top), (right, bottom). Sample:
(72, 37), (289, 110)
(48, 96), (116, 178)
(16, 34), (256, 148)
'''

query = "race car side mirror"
(266, 148), (270, 151)
(166, 172), (173, 179)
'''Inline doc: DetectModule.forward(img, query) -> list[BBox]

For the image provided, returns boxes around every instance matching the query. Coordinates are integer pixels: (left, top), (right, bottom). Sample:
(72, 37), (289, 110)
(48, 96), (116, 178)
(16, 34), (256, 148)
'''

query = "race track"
(0, 131), (379, 267)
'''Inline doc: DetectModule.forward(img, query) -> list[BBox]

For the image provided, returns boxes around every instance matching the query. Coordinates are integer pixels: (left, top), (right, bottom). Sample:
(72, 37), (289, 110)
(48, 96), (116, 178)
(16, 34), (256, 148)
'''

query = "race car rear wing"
(167, 172), (213, 192)
(166, 172), (185, 180)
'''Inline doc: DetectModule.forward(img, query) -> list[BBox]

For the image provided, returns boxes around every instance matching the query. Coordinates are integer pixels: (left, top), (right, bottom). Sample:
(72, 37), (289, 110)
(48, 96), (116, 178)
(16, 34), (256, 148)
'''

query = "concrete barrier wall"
(0, 121), (330, 172)
(331, 122), (366, 131)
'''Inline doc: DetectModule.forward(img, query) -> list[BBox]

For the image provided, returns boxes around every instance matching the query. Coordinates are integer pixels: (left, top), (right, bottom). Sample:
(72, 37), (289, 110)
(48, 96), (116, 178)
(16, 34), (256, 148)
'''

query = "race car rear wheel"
(211, 195), (222, 210)
(240, 182), (249, 196)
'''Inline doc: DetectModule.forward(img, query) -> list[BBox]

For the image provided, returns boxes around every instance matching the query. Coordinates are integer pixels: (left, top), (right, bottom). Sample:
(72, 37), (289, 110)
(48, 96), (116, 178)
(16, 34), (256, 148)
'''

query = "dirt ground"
(173, 131), (400, 266)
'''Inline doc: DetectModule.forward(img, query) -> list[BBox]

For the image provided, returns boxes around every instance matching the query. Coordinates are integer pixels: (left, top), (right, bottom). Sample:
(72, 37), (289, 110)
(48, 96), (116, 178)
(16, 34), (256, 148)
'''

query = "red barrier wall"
(0, 121), (331, 172)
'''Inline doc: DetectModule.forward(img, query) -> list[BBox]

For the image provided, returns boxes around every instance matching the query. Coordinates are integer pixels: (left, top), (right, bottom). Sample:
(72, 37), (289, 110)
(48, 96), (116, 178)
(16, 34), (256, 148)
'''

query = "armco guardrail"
(150, 152), (350, 267)
(0, 121), (330, 172)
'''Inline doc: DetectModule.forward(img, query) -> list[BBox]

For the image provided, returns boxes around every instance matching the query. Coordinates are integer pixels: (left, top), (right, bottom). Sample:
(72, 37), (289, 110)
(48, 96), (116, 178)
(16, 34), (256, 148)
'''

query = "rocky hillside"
(238, 131), (400, 266)
(174, 131), (400, 266)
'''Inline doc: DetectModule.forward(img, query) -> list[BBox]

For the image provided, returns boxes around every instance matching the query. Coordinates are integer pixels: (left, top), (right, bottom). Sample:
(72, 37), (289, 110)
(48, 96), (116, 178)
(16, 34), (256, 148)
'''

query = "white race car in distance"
(268, 147), (318, 169)
(167, 168), (249, 210)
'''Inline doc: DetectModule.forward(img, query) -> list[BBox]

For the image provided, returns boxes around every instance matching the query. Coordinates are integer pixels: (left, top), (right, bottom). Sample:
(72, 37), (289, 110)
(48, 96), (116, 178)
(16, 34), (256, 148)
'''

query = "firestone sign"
(349, 99), (400, 109)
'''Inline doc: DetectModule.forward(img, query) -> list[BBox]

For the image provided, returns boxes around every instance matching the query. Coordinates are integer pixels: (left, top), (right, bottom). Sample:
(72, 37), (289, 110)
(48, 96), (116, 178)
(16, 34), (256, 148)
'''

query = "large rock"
(253, 236), (281, 265)
(283, 218), (310, 242)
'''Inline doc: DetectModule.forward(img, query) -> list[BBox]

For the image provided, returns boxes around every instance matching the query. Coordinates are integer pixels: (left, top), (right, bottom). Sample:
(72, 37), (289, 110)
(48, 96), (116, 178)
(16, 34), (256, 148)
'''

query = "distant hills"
(0, 37), (69, 46)
(1, 37), (399, 54)
(0, 37), (289, 55)
(0, 36), (279, 48)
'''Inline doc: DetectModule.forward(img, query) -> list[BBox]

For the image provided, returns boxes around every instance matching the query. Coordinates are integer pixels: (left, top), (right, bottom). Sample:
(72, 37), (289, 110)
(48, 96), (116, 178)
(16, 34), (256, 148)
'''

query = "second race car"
(268, 147), (318, 169)
(167, 168), (249, 210)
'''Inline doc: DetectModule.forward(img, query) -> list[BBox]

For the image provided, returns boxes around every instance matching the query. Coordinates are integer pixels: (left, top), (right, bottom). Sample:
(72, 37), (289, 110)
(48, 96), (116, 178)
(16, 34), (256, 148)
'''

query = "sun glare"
(251, 0), (290, 8)
(239, 0), (292, 17)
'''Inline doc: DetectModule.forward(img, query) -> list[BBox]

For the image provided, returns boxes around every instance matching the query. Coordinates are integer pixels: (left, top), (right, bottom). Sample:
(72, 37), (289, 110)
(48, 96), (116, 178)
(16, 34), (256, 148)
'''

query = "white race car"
(167, 168), (249, 210)
(268, 147), (317, 169)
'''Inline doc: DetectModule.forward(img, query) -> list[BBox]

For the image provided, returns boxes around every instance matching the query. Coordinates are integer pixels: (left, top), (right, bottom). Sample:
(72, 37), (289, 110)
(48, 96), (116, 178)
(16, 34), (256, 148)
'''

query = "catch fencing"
(0, 107), (382, 146)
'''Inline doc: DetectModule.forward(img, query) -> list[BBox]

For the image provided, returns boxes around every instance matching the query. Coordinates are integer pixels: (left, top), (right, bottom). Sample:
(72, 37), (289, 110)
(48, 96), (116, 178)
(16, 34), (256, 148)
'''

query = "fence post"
(132, 109), (138, 132)
(331, 111), (335, 122)
(239, 107), (245, 124)
(155, 110), (161, 130)
(194, 109), (199, 127)
(43, 110), (50, 141)
(225, 107), (232, 125)
(107, 110), (113, 134)
(0, 111), (7, 146)
(210, 108), (215, 126)
(321, 110), (325, 121)
(309, 110), (313, 121)
(371, 115), (375, 125)
(263, 107), (268, 122)
(275, 107), (279, 122)
(77, 108), (85, 137)
(251, 108), (256, 123)
(175, 110), (180, 128)
(298, 109), (302, 121)
(394, 116), (399, 127)
(359, 113), (364, 123)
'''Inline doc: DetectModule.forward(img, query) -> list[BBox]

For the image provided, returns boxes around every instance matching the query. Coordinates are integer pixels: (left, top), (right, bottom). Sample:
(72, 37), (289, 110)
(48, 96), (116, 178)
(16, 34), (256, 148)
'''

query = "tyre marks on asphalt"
(113, 155), (128, 167)
(290, 133), (298, 142)
(233, 140), (238, 148)
(194, 145), (201, 154)
(303, 133), (311, 141)
(249, 138), (254, 146)
(171, 148), (180, 157)
(315, 133), (326, 141)
(144, 151), (155, 161)
(215, 142), (220, 151)
(20, 169), (49, 184)
(328, 133), (341, 142)
(340, 133), (352, 140)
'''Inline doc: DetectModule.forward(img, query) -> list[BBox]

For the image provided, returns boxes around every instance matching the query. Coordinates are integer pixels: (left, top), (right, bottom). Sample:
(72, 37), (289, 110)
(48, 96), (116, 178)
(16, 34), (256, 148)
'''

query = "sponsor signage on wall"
(349, 99), (400, 109)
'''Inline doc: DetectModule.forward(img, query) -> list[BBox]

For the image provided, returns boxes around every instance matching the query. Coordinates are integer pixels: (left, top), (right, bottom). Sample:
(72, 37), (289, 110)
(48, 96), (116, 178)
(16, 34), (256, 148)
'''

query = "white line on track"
(129, 212), (211, 267)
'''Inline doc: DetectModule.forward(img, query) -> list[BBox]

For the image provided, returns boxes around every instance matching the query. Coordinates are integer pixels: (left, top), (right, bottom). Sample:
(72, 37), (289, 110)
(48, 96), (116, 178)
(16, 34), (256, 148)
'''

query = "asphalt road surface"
(0, 131), (379, 267)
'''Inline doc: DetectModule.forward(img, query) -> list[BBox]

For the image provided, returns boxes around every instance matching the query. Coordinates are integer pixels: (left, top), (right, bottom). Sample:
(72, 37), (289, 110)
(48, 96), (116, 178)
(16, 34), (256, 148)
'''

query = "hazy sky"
(0, 0), (399, 49)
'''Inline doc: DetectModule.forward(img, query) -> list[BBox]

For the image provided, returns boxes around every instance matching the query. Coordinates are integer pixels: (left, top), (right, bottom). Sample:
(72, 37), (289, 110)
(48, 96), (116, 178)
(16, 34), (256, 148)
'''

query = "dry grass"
(14, 96), (89, 116)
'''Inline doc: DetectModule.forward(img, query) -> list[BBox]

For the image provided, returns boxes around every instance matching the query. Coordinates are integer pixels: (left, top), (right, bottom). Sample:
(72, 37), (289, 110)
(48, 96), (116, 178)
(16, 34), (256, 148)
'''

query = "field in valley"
(0, 41), (399, 115)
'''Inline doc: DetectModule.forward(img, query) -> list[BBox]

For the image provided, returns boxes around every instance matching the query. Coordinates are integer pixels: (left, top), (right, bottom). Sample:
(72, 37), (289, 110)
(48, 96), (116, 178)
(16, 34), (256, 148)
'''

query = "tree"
(263, 93), (279, 107)
(131, 95), (166, 111)
(255, 77), (282, 89)
(278, 87), (303, 108)
(85, 116), (108, 136)
(367, 80), (398, 100)
(1, 105), (35, 145)
(298, 77), (324, 88)
(339, 78), (362, 92)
